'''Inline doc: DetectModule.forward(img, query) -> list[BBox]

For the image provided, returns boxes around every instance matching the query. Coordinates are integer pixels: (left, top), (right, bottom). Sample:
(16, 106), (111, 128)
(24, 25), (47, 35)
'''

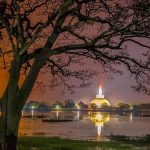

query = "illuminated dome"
(91, 98), (110, 107)
(91, 86), (110, 108)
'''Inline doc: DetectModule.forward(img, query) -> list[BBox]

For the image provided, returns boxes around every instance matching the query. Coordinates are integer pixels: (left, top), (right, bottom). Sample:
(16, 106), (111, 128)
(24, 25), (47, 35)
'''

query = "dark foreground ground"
(18, 135), (150, 150)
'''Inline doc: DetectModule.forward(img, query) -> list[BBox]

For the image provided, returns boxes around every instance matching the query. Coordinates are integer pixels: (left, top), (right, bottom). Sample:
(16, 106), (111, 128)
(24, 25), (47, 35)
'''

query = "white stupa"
(96, 86), (104, 98)
(91, 86), (110, 108)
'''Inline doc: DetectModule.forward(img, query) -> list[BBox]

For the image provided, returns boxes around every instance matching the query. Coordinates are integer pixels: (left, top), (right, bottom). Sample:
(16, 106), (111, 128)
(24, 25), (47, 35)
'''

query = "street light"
(56, 105), (59, 109)
(76, 104), (80, 110)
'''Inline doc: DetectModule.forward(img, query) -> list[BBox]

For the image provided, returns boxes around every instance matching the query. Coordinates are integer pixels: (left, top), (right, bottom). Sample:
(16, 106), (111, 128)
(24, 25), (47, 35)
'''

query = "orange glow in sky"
(0, 70), (9, 97)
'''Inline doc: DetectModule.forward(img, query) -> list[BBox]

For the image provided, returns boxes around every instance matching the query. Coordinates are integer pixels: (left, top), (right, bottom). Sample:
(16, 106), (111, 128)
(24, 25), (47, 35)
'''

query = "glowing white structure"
(96, 86), (104, 98)
(91, 86), (110, 108)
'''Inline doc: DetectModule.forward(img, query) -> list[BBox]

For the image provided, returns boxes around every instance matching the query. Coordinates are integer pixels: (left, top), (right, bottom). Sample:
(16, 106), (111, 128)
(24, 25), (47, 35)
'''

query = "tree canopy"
(0, 1), (150, 149)
(0, 0), (150, 95)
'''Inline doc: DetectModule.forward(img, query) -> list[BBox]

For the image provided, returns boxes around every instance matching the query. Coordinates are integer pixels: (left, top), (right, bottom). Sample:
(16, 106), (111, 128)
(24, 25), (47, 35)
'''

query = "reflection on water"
(31, 109), (34, 118)
(54, 111), (80, 120)
(129, 112), (133, 122)
(56, 111), (59, 119)
(19, 111), (150, 141)
(22, 110), (24, 117)
(89, 112), (110, 137)
(77, 111), (80, 119)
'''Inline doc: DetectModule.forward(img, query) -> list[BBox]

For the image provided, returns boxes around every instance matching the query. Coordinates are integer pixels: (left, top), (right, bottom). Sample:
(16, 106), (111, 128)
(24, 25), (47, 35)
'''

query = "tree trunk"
(0, 55), (46, 150)
(0, 59), (21, 150)
(0, 96), (21, 150)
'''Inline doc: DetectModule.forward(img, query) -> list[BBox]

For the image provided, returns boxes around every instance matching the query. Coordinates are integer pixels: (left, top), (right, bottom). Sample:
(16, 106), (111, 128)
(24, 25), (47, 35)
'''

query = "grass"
(17, 136), (150, 150)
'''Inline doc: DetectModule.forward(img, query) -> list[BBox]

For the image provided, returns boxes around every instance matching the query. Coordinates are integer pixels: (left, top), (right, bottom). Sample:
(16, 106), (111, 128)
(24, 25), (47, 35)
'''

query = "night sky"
(0, 1), (149, 105)
(30, 38), (149, 105)
(29, 56), (150, 106)
(28, 66), (149, 105)
(0, 40), (150, 106)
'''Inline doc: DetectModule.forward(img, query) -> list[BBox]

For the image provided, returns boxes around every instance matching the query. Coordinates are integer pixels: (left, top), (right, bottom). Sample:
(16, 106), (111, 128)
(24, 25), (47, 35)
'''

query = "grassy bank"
(18, 136), (150, 150)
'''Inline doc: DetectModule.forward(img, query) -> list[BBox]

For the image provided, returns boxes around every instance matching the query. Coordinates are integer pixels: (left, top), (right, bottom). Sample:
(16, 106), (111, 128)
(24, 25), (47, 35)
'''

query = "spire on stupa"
(96, 86), (104, 98)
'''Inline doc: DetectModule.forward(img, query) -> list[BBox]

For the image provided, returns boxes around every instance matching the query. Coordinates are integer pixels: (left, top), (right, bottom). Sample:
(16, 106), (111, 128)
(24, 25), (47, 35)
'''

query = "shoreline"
(18, 133), (150, 144)
(18, 135), (150, 150)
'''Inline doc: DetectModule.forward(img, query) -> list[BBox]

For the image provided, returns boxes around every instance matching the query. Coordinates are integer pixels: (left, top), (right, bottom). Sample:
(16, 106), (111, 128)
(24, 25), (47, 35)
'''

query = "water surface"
(19, 111), (150, 141)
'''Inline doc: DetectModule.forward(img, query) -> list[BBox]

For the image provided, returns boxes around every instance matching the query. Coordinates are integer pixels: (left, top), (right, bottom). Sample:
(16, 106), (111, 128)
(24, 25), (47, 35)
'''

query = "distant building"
(91, 86), (110, 108)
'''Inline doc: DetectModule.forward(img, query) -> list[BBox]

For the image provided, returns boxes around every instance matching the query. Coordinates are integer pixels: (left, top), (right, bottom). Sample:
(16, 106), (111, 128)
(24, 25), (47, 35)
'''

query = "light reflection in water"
(97, 123), (102, 136)
(18, 111), (150, 140)
(89, 112), (110, 137)
(56, 111), (59, 119)
(77, 111), (80, 119)
(31, 109), (34, 118)
(130, 112), (133, 123)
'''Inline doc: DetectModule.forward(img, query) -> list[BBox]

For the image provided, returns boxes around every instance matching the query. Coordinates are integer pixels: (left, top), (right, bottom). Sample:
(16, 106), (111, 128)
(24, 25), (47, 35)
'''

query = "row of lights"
(29, 104), (80, 110)
(30, 105), (133, 110)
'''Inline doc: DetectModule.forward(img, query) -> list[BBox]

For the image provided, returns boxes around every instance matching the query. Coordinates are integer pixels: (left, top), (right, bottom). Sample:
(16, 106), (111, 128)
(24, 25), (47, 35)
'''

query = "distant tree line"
(23, 100), (150, 111)
(117, 103), (150, 111)
(24, 99), (89, 110)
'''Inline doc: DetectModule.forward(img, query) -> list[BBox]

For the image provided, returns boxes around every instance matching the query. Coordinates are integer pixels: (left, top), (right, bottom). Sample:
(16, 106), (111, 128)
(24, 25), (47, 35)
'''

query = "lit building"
(91, 86), (110, 108)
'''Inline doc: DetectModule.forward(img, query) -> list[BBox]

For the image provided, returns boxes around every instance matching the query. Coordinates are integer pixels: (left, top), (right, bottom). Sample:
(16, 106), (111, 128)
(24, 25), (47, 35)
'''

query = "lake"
(19, 111), (150, 141)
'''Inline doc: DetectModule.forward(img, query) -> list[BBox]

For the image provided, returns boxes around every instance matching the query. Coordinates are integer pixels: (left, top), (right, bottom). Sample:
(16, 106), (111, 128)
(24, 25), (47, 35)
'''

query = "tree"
(78, 101), (88, 109)
(101, 102), (109, 109)
(90, 103), (97, 109)
(51, 101), (64, 109)
(38, 102), (50, 111)
(24, 101), (40, 109)
(64, 99), (75, 108)
(117, 103), (130, 110)
(0, 0), (150, 149)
